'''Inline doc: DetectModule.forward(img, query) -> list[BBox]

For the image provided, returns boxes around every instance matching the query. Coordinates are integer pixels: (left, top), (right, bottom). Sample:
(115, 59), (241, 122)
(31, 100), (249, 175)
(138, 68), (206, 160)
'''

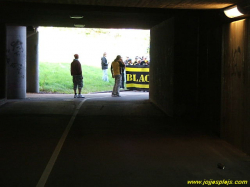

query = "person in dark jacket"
(101, 52), (109, 82)
(140, 56), (146, 65)
(120, 60), (125, 89)
(133, 56), (139, 65)
(71, 54), (85, 98)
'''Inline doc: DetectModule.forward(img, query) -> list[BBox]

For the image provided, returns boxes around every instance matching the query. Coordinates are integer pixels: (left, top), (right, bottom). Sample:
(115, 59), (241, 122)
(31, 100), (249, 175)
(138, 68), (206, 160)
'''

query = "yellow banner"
(125, 65), (150, 90)
(125, 67), (149, 72)
(126, 84), (149, 88)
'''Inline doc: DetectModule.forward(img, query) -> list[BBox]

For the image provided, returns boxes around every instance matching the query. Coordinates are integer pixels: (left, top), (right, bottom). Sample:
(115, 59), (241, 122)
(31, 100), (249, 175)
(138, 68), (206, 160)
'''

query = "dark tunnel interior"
(0, 0), (250, 186)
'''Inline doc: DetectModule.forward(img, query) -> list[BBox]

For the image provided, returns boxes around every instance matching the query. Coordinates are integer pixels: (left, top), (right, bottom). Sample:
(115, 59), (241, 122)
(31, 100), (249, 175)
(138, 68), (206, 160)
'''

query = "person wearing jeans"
(101, 52), (109, 82)
(111, 55), (125, 97)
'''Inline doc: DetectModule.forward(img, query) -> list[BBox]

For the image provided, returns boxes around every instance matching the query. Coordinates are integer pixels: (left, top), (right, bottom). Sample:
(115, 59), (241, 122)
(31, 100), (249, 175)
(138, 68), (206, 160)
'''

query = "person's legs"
(103, 69), (108, 82)
(112, 76), (117, 96)
(124, 69), (126, 89)
(105, 69), (108, 82)
(102, 69), (105, 81)
(116, 74), (121, 96)
(112, 74), (121, 96)
(73, 76), (77, 98)
(77, 75), (84, 98)
(74, 88), (77, 98)
(120, 72), (124, 88)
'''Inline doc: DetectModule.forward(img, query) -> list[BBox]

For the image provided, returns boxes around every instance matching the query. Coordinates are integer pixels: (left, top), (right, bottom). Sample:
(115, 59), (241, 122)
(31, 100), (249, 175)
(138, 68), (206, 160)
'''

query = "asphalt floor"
(0, 91), (250, 187)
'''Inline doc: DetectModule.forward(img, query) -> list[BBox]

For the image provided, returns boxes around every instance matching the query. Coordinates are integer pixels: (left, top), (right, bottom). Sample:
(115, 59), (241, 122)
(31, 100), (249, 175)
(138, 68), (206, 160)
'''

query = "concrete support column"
(0, 23), (7, 103)
(6, 26), (26, 99)
(27, 29), (39, 93)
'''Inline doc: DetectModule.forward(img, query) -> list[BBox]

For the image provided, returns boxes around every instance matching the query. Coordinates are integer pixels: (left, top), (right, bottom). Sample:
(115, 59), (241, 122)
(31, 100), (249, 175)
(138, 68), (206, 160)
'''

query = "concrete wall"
(174, 16), (199, 118)
(247, 19), (250, 155)
(150, 18), (175, 116)
(197, 15), (222, 135)
(150, 16), (199, 118)
(0, 23), (7, 105)
(27, 31), (39, 93)
(222, 19), (250, 155)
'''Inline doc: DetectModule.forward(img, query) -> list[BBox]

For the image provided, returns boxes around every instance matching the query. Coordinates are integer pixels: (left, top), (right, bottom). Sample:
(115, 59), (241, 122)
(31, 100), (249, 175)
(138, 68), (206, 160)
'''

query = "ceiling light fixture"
(74, 24), (85, 28)
(224, 5), (244, 18)
(70, 15), (84, 19)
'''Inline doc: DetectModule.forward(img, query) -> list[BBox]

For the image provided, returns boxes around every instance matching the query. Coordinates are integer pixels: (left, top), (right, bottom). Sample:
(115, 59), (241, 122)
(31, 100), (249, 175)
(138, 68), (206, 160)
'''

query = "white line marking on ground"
(36, 99), (87, 187)
(36, 95), (142, 186)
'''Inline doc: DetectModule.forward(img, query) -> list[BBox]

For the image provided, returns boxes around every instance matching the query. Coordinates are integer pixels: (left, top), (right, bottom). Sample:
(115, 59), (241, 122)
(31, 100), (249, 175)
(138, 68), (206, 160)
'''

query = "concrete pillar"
(27, 29), (39, 93)
(0, 23), (7, 103)
(6, 26), (26, 99)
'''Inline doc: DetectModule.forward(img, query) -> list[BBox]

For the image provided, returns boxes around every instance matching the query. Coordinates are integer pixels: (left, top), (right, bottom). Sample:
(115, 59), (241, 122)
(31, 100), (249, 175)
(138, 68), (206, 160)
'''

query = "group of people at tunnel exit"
(101, 52), (125, 97)
(70, 53), (125, 98)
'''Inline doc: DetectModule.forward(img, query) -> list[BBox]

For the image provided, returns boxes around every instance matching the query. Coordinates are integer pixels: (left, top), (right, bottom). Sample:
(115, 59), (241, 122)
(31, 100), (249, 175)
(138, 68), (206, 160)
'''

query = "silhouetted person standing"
(71, 54), (85, 98)
(111, 55), (125, 97)
(101, 52), (109, 82)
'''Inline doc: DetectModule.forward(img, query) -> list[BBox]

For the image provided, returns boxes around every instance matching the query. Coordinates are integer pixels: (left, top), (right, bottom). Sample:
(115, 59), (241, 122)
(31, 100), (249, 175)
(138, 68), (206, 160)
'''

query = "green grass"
(39, 62), (115, 94)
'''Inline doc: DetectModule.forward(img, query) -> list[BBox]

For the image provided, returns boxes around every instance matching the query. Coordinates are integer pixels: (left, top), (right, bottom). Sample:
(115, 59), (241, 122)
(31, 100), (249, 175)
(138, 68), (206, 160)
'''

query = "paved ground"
(0, 92), (250, 187)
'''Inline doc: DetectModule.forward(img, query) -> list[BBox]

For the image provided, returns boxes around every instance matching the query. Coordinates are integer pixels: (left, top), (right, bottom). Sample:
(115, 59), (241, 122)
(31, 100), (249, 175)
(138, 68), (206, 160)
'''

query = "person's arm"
(110, 64), (114, 78)
(118, 61), (125, 67)
(70, 63), (72, 76)
(101, 57), (104, 65)
(79, 62), (83, 78)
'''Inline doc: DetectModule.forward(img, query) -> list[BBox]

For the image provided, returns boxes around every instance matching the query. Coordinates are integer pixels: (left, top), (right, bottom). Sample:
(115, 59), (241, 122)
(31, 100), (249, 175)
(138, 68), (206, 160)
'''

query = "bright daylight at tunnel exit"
(2, 0), (250, 186)
(38, 27), (150, 95)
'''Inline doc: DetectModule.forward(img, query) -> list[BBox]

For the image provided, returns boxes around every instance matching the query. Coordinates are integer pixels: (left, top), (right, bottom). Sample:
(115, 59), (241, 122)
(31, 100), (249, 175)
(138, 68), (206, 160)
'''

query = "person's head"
(103, 52), (107, 57)
(115, 55), (122, 62)
(74, 54), (79, 59)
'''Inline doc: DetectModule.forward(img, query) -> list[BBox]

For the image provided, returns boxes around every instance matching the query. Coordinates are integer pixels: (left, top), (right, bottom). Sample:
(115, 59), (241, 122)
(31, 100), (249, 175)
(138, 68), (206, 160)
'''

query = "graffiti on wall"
(10, 63), (23, 75)
(231, 46), (242, 78)
(7, 40), (25, 79)
(11, 40), (24, 56)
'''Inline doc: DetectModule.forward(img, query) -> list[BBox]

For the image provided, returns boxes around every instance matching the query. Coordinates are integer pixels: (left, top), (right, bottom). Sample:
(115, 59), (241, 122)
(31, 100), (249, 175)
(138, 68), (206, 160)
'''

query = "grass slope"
(39, 62), (115, 94)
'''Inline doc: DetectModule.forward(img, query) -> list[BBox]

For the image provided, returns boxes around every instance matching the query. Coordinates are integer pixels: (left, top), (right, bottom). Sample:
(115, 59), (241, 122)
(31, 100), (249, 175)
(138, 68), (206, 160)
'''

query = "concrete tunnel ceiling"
(1, 0), (244, 28)
(2, 0), (243, 9)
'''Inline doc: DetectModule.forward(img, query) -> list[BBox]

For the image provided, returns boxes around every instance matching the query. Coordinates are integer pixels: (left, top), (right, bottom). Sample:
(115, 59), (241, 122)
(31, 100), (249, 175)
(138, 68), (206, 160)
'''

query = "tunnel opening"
(35, 26), (150, 95)
(2, 3), (250, 186)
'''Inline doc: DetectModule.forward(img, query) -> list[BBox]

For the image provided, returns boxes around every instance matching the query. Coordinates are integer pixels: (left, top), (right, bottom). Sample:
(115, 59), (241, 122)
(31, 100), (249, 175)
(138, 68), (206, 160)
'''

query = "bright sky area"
(38, 27), (150, 67)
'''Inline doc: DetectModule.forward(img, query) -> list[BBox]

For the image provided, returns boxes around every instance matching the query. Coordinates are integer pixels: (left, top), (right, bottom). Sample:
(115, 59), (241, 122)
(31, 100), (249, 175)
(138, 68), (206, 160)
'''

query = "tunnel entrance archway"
(37, 27), (150, 94)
